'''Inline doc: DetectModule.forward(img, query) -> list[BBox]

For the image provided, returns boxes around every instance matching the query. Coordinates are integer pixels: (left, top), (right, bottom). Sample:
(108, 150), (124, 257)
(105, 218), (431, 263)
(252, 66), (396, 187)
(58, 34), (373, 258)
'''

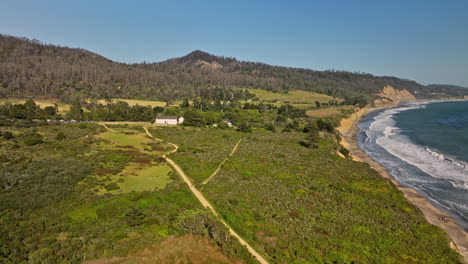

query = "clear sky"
(1, 0), (467, 87)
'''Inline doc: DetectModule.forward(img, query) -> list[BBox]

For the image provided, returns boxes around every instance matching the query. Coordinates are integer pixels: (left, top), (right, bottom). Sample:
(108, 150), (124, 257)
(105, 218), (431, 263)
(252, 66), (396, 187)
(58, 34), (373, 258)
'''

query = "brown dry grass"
(306, 105), (354, 117)
(86, 235), (243, 264)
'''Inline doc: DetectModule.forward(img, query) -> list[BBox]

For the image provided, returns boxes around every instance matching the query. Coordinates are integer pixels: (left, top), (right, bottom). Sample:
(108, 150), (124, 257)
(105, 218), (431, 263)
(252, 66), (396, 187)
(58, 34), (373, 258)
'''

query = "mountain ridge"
(1, 34), (467, 101)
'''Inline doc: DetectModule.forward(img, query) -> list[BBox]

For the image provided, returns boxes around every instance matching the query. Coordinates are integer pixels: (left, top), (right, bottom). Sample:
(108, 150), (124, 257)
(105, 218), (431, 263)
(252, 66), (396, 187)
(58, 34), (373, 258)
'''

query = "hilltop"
(0, 34), (467, 102)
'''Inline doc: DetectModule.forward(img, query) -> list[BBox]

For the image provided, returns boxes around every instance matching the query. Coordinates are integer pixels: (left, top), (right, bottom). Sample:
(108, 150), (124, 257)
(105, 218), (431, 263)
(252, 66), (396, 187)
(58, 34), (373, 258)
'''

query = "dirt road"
(143, 127), (268, 264)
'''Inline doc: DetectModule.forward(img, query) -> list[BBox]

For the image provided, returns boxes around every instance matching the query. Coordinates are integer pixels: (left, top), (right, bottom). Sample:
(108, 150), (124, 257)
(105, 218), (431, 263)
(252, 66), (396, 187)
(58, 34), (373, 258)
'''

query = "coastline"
(337, 103), (468, 263)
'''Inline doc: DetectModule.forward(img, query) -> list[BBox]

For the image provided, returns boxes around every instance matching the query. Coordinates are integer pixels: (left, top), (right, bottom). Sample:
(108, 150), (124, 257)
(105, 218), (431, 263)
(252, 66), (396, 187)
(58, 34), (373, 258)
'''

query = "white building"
(154, 116), (184, 125)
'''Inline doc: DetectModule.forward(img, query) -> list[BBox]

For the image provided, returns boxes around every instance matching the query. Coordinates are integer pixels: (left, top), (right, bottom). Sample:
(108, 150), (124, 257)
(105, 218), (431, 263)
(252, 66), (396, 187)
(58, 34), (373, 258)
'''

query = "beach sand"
(338, 106), (468, 263)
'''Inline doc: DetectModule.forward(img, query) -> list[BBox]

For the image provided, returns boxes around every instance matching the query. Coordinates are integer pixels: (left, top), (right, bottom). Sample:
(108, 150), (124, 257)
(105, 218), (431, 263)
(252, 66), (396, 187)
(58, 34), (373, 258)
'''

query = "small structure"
(221, 119), (233, 127)
(154, 116), (184, 125)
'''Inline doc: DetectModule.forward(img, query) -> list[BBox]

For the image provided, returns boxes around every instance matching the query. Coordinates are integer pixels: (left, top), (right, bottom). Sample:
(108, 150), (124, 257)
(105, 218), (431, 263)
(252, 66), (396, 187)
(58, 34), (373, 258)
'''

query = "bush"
(217, 122), (230, 129)
(303, 122), (318, 133)
(55, 132), (67, 140)
(300, 130), (319, 148)
(237, 123), (252, 133)
(23, 133), (44, 146)
(125, 207), (146, 226)
(316, 118), (336, 132)
(265, 123), (276, 132)
(2, 131), (14, 140)
(104, 182), (120, 191)
(339, 146), (350, 157)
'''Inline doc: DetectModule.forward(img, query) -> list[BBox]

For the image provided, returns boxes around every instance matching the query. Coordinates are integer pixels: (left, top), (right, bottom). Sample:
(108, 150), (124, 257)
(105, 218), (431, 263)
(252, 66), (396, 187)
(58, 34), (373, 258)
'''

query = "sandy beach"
(338, 105), (468, 263)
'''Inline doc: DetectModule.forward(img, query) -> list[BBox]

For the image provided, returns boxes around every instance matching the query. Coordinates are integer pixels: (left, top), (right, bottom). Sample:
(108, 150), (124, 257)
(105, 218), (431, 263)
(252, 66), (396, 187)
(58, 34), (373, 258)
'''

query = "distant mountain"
(0, 34), (467, 101)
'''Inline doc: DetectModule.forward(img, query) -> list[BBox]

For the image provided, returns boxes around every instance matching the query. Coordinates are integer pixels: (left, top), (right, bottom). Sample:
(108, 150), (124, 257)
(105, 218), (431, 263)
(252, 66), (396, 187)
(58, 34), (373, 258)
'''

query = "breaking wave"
(367, 105), (468, 191)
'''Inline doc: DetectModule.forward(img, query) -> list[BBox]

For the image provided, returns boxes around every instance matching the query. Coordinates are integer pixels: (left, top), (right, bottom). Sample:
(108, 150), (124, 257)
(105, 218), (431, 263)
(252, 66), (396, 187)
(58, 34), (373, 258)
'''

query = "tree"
(183, 110), (205, 127)
(24, 99), (38, 119)
(180, 98), (190, 108)
(42, 106), (57, 117)
(67, 98), (83, 120)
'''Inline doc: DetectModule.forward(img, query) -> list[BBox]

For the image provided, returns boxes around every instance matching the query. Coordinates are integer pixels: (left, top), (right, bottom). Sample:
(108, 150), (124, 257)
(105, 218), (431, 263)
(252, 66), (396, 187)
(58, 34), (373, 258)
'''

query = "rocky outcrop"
(374, 85), (416, 107)
(195, 60), (223, 70)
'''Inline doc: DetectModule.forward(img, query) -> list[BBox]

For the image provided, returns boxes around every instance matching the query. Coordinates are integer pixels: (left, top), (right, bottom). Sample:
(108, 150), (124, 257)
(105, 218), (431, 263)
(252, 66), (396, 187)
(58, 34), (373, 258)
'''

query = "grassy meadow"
(246, 88), (337, 104)
(91, 98), (183, 107)
(0, 122), (255, 263)
(306, 105), (355, 117)
(150, 126), (244, 184)
(148, 126), (461, 263)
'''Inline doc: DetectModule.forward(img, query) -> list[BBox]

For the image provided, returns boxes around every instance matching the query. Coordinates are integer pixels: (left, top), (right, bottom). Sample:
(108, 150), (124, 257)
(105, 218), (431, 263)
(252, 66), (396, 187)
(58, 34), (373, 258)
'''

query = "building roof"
(155, 116), (178, 120)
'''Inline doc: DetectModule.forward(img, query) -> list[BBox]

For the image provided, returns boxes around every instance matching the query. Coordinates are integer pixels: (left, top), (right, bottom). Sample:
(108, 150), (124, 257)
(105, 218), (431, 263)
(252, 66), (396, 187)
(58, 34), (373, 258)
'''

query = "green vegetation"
(245, 88), (336, 104)
(201, 130), (461, 263)
(0, 122), (255, 263)
(149, 125), (461, 263)
(2, 35), (467, 102)
(152, 126), (243, 184)
(0, 106), (462, 263)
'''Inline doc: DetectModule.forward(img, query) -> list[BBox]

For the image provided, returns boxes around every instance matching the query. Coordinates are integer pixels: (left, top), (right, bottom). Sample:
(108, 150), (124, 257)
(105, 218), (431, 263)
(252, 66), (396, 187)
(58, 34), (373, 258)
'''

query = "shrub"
(265, 123), (276, 132)
(300, 130), (319, 148)
(316, 118), (336, 132)
(55, 132), (67, 140)
(2, 131), (14, 140)
(217, 122), (230, 129)
(339, 146), (350, 157)
(23, 133), (44, 146)
(104, 182), (120, 191)
(125, 207), (146, 226)
(237, 123), (252, 133)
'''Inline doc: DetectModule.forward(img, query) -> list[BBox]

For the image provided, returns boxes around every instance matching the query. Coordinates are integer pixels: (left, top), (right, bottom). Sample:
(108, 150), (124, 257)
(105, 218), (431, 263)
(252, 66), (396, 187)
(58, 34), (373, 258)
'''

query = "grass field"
(95, 163), (173, 195)
(0, 98), (71, 113)
(246, 88), (337, 104)
(149, 126), (243, 184)
(96, 129), (153, 151)
(86, 235), (239, 264)
(92, 99), (183, 107)
(201, 130), (461, 263)
(306, 105), (355, 117)
(0, 122), (257, 263)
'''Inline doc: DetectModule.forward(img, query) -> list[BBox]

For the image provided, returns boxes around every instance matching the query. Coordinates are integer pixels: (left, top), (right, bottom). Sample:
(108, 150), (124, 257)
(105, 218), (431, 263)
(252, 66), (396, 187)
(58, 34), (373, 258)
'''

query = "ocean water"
(358, 100), (468, 229)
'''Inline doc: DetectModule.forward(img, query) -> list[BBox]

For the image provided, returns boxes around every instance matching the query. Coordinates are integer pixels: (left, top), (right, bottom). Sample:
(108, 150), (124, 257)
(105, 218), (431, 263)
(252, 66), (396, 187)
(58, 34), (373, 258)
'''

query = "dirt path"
(142, 127), (269, 264)
(201, 139), (242, 185)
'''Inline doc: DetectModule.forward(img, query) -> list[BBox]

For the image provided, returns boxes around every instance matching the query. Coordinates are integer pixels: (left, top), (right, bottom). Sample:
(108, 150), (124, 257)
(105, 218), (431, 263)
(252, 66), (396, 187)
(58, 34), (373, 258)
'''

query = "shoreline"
(337, 103), (468, 263)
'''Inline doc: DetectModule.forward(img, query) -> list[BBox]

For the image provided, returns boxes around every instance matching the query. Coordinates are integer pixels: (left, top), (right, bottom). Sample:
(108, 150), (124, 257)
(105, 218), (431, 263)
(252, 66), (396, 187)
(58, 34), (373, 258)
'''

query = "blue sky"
(1, 0), (467, 86)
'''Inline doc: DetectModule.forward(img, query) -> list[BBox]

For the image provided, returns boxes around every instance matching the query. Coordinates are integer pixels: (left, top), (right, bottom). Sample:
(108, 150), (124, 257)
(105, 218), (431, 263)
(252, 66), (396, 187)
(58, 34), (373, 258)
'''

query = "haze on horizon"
(1, 0), (467, 87)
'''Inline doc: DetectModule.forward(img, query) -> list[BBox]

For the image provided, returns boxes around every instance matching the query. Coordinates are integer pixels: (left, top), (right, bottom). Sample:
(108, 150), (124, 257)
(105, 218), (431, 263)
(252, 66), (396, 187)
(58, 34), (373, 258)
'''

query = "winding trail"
(141, 126), (268, 264)
(201, 139), (242, 185)
(100, 124), (268, 263)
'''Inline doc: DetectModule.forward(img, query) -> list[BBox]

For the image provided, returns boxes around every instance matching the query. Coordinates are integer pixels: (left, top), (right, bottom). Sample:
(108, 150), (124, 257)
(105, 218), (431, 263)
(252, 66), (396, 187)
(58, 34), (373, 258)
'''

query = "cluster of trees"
(0, 99), (58, 120)
(83, 100), (158, 122)
(180, 98), (308, 131)
(2, 35), (466, 101)
(0, 99), (161, 122)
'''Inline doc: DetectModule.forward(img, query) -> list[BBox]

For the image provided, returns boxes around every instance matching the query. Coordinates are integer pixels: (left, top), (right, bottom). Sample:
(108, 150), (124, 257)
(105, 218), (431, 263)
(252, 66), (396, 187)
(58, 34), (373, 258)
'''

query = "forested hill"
(1, 34), (467, 101)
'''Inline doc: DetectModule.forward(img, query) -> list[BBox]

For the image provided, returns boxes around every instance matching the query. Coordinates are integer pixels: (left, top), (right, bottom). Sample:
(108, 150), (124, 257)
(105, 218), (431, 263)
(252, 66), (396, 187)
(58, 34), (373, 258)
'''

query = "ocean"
(358, 100), (468, 229)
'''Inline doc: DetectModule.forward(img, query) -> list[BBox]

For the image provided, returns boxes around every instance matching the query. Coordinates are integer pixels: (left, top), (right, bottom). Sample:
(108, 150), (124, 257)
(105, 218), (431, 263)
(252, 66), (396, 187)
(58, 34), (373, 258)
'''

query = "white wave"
(367, 105), (468, 191)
